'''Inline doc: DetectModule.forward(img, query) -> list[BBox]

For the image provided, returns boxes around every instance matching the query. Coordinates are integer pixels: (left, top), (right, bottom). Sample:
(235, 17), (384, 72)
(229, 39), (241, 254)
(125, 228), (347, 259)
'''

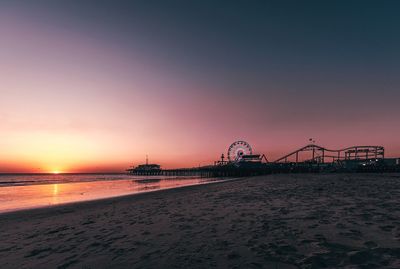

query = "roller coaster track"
(274, 144), (384, 163)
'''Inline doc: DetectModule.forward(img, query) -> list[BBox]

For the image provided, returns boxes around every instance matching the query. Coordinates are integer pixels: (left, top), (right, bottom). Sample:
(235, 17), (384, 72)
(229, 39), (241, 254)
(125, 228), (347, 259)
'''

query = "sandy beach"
(1, 173), (400, 268)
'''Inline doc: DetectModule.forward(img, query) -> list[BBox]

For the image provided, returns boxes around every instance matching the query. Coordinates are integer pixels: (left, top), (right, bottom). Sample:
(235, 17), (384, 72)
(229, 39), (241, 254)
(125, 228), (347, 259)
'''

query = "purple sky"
(1, 1), (399, 172)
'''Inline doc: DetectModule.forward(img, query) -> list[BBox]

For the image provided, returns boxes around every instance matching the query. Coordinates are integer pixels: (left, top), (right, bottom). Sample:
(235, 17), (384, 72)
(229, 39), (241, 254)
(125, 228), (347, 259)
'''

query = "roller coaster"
(274, 144), (385, 164)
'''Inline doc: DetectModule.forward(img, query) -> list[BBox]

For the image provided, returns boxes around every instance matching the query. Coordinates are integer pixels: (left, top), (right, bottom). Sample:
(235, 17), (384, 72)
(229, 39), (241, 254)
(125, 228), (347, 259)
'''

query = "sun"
(52, 170), (61, 174)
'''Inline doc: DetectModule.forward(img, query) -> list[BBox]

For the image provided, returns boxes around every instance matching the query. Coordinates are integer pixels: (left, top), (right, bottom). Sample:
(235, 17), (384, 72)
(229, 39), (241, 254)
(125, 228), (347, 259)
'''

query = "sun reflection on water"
(53, 184), (59, 196)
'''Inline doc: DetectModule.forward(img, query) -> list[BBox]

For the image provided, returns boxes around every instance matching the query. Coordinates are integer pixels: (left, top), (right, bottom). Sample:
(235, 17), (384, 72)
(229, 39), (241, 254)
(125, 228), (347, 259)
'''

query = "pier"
(127, 141), (400, 177)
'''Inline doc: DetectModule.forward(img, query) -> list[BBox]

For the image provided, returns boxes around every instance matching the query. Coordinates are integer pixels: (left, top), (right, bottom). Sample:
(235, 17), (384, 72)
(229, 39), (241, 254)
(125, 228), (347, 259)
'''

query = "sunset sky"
(1, 1), (400, 173)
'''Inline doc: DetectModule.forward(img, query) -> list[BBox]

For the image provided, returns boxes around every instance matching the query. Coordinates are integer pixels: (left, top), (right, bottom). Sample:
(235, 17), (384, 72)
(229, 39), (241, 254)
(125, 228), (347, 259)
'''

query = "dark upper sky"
(1, 0), (400, 171)
(14, 0), (400, 104)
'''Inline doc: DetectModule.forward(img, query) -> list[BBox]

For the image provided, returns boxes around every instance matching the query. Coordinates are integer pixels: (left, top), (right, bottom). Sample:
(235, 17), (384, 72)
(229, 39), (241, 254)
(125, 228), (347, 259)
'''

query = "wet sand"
(1, 173), (400, 268)
(0, 177), (221, 213)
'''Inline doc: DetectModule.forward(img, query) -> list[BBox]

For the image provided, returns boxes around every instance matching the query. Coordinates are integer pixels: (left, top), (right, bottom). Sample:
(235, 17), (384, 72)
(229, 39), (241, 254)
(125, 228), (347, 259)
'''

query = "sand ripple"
(0, 173), (400, 268)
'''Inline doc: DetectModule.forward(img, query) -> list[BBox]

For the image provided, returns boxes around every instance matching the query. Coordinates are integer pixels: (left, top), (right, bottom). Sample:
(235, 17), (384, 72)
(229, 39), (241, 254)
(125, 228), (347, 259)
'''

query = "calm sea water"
(0, 174), (224, 213)
(0, 173), (204, 187)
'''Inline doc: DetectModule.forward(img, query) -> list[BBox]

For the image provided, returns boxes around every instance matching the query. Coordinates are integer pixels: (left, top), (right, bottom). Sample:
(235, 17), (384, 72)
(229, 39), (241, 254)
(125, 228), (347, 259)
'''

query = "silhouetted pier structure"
(128, 166), (272, 177)
(127, 142), (400, 177)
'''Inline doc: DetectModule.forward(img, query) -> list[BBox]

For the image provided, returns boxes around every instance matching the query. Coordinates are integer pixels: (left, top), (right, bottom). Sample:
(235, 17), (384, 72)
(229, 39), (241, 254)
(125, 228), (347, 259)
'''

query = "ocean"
(0, 174), (222, 213)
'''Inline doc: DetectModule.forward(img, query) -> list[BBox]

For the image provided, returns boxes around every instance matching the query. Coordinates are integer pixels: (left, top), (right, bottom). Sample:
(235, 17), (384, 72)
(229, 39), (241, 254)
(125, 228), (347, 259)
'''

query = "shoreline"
(0, 176), (242, 218)
(0, 174), (210, 188)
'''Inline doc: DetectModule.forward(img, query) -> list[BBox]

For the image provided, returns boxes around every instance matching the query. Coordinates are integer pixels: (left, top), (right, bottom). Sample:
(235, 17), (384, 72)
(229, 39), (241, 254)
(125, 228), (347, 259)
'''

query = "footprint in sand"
(379, 225), (395, 232)
(363, 241), (378, 248)
(227, 251), (241, 260)
(24, 247), (52, 258)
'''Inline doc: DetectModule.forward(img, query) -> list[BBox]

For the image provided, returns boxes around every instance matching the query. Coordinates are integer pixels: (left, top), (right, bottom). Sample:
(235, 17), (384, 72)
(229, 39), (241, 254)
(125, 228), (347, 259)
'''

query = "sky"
(1, 0), (400, 173)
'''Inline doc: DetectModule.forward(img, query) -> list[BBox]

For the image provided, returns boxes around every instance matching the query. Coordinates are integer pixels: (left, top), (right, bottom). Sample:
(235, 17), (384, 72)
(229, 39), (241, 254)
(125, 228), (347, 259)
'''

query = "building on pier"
(127, 155), (161, 175)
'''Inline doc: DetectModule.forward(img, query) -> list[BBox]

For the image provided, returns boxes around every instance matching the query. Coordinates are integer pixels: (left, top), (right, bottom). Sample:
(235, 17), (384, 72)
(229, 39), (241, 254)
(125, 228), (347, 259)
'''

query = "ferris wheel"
(227, 141), (253, 162)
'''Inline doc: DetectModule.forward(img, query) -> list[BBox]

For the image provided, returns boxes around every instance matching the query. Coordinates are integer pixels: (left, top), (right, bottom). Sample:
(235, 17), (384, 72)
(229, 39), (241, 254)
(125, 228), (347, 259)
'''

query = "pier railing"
(128, 160), (400, 177)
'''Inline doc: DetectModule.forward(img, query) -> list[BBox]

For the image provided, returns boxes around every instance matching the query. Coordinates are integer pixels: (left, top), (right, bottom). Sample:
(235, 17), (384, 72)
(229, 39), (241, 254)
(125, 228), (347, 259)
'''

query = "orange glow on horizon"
(1, 4), (400, 174)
